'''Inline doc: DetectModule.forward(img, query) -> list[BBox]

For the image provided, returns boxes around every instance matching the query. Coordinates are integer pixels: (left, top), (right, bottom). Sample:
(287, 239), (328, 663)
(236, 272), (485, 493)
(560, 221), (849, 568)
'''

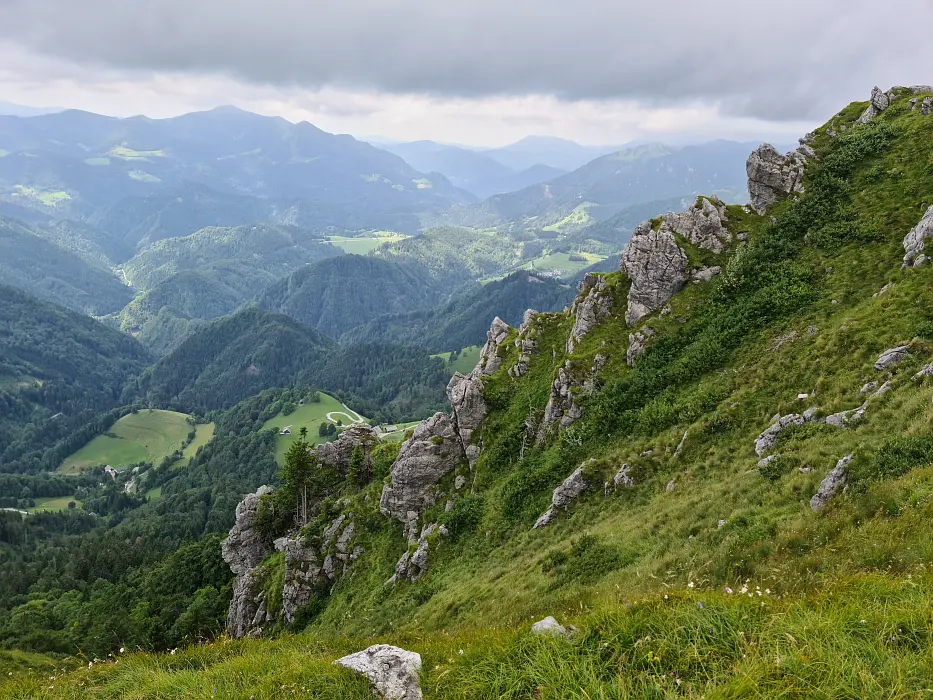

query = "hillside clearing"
(327, 232), (409, 255)
(521, 251), (606, 278)
(433, 345), (483, 375)
(261, 393), (369, 464)
(25, 496), (81, 513)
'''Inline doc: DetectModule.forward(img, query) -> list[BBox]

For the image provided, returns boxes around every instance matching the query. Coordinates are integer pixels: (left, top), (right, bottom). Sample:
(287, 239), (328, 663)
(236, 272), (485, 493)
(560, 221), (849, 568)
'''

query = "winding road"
(326, 404), (366, 425)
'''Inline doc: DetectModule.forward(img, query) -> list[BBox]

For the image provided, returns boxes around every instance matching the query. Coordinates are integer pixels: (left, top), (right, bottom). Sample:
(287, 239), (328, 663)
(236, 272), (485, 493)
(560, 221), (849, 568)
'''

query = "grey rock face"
(315, 424), (381, 474)
(627, 327), (654, 367)
(222, 486), (274, 577)
(915, 363), (933, 380)
(824, 403), (867, 428)
(746, 143), (807, 214)
(388, 522), (446, 583)
(534, 464), (589, 529)
(380, 413), (465, 523)
(531, 616), (569, 636)
(857, 86), (889, 124)
(612, 464), (635, 489)
(662, 196), (732, 253)
(567, 274), (613, 353)
(755, 414), (807, 457)
(621, 220), (690, 326)
(510, 310), (540, 378)
(446, 372), (487, 469)
(902, 206), (933, 266)
(335, 645), (423, 700)
(692, 266), (722, 283)
(922, 97), (933, 116)
(810, 454), (853, 512)
(475, 317), (511, 376)
(539, 361), (584, 438)
(875, 346), (911, 371)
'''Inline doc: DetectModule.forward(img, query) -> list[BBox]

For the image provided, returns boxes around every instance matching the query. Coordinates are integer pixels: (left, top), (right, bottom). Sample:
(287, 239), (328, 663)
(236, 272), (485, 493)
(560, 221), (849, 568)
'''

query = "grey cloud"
(1, 0), (932, 121)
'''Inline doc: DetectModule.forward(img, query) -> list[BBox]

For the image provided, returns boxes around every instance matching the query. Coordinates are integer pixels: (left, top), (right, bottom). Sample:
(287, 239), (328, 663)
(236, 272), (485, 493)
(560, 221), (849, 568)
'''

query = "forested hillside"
(0, 285), (151, 473)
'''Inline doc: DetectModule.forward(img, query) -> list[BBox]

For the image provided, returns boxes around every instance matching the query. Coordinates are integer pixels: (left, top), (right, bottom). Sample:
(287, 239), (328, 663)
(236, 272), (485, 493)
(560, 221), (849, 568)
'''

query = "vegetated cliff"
(15, 85), (933, 698)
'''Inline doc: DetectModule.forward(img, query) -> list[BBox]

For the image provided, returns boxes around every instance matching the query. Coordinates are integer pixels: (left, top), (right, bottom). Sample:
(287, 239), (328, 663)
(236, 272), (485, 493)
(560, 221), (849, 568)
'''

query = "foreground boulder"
(903, 206), (933, 267)
(621, 220), (690, 326)
(811, 454), (854, 512)
(746, 143), (807, 214)
(380, 413), (465, 523)
(335, 644), (423, 700)
(875, 346), (911, 371)
(531, 616), (569, 637)
(222, 486), (274, 638)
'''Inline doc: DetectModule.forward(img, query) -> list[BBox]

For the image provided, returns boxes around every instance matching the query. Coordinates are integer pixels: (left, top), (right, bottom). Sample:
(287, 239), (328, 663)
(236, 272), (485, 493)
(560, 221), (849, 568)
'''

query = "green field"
(12, 185), (71, 207)
(108, 145), (165, 161)
(261, 393), (368, 464)
(328, 232), (409, 255)
(60, 410), (198, 474)
(128, 169), (161, 183)
(542, 202), (597, 232)
(144, 486), (162, 501)
(433, 345), (482, 375)
(522, 251), (606, 278)
(26, 496), (81, 513)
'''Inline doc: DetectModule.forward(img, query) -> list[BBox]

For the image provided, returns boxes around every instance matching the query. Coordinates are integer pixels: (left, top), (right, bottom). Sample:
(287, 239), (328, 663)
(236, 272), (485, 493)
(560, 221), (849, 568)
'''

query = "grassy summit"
(8, 88), (933, 697)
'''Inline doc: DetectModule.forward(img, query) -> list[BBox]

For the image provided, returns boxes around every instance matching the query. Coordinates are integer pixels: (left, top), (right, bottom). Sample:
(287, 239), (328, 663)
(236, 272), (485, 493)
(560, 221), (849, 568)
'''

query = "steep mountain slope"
(444, 141), (753, 230)
(0, 107), (474, 245)
(11, 87), (933, 698)
(482, 135), (621, 171)
(0, 217), (132, 314)
(254, 255), (444, 338)
(0, 285), (151, 473)
(342, 271), (576, 351)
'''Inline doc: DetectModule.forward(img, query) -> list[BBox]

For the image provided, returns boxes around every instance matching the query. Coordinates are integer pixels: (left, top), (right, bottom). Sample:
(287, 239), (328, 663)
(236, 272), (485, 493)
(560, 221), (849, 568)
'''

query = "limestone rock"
(510, 310), (539, 378)
(914, 363), (933, 380)
(874, 345), (911, 371)
(380, 413), (465, 523)
(282, 536), (323, 624)
(534, 465), (589, 528)
(475, 317), (511, 376)
(662, 196), (732, 253)
(315, 424), (380, 474)
(531, 616), (569, 636)
(824, 403), (867, 428)
(922, 97), (933, 116)
(902, 206), (933, 266)
(810, 454), (853, 512)
(692, 266), (722, 283)
(746, 143), (807, 214)
(389, 523), (440, 583)
(857, 86), (889, 124)
(227, 568), (270, 640)
(567, 274), (613, 353)
(612, 464), (635, 489)
(538, 361), (584, 438)
(755, 414), (807, 457)
(446, 372), (487, 468)
(222, 486), (274, 577)
(335, 645), (423, 700)
(627, 327), (654, 367)
(621, 220), (690, 326)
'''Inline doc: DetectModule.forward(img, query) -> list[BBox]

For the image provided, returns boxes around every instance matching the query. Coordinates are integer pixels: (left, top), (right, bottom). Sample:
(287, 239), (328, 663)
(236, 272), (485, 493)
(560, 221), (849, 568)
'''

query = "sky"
(0, 1), (931, 147)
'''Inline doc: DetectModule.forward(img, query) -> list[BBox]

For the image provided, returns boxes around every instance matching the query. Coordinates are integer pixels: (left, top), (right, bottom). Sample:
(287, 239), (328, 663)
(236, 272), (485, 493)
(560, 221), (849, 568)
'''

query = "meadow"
(328, 231), (409, 255)
(261, 393), (369, 463)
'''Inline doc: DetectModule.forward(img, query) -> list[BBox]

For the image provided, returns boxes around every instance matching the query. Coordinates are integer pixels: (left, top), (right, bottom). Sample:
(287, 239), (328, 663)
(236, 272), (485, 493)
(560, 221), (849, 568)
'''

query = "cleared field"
(60, 410), (195, 474)
(12, 185), (71, 207)
(521, 251), (606, 278)
(379, 420), (421, 443)
(26, 496), (81, 513)
(108, 145), (165, 161)
(328, 232), (409, 255)
(144, 486), (163, 501)
(433, 345), (482, 375)
(128, 169), (161, 183)
(262, 393), (368, 464)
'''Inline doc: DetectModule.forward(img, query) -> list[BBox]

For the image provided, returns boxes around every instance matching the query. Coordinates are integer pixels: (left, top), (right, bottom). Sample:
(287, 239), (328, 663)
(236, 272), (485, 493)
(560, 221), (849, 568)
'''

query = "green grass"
(25, 496), (81, 513)
(83, 157), (110, 166)
(182, 423), (214, 461)
(60, 410), (195, 473)
(11, 185), (71, 207)
(127, 169), (161, 183)
(521, 252), (606, 278)
(261, 393), (368, 464)
(144, 486), (163, 501)
(542, 203), (596, 232)
(107, 145), (165, 161)
(433, 345), (483, 375)
(328, 232), (409, 255)
(413, 177), (434, 189)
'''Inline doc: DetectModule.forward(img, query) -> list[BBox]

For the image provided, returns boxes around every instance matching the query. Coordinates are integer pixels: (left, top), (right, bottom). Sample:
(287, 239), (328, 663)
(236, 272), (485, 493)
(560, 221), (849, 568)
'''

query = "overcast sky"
(0, 0), (931, 146)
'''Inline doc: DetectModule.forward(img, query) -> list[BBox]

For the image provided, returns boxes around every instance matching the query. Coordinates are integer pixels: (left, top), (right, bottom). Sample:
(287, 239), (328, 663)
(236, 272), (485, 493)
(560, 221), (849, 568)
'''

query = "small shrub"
(441, 493), (485, 538)
(758, 455), (800, 481)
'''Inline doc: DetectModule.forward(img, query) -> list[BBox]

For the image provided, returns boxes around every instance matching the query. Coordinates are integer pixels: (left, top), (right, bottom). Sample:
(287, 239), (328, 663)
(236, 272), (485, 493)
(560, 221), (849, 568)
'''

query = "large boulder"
(534, 464), (589, 529)
(621, 221), (690, 326)
(627, 327), (654, 367)
(755, 414), (808, 457)
(335, 645), (423, 700)
(875, 345), (911, 371)
(315, 424), (381, 474)
(902, 206), (933, 267)
(509, 310), (539, 378)
(746, 143), (807, 214)
(380, 413), (465, 523)
(446, 372), (487, 468)
(857, 86), (890, 124)
(474, 317), (511, 376)
(538, 361), (584, 438)
(661, 196), (732, 254)
(810, 454), (853, 512)
(567, 274), (614, 353)
(222, 486), (274, 638)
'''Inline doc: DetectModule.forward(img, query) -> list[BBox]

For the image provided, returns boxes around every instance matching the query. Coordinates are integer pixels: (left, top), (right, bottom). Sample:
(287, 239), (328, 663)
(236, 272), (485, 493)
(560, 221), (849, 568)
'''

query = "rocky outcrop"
(222, 486), (274, 638)
(857, 86), (890, 124)
(902, 206), (933, 267)
(567, 274), (613, 353)
(612, 463), (635, 489)
(875, 346), (911, 371)
(388, 522), (449, 583)
(380, 413), (465, 523)
(315, 424), (381, 474)
(335, 645), (423, 700)
(662, 196), (732, 254)
(621, 221), (690, 326)
(692, 266), (722, 283)
(627, 327), (654, 367)
(509, 310), (539, 378)
(538, 361), (584, 438)
(534, 464), (589, 529)
(746, 143), (807, 214)
(281, 515), (364, 624)
(531, 616), (569, 637)
(446, 372), (487, 469)
(755, 414), (809, 457)
(810, 454), (853, 512)
(824, 404), (867, 428)
(474, 317), (510, 376)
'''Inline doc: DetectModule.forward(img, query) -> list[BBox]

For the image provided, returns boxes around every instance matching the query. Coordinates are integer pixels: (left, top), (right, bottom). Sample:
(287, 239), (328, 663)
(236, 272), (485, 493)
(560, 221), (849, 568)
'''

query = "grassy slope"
(261, 393), (368, 464)
(60, 410), (197, 473)
(433, 345), (483, 375)
(11, 91), (933, 697)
